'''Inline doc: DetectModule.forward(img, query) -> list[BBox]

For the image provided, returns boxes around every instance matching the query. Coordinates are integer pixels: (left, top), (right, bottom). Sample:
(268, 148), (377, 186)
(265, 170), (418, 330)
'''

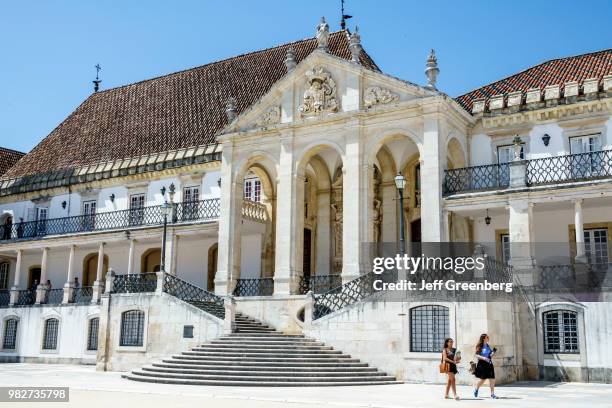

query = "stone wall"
(235, 295), (307, 334)
(0, 303), (100, 364)
(96, 292), (223, 372)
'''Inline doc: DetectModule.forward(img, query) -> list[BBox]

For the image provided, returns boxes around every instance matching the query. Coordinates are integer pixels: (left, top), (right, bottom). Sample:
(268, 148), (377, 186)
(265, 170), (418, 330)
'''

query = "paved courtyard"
(0, 364), (610, 408)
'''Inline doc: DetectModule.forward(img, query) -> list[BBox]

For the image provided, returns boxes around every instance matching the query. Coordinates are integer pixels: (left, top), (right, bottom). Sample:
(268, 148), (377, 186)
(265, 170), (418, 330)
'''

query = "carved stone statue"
(316, 17), (329, 50)
(364, 86), (400, 108)
(372, 198), (382, 243)
(331, 203), (343, 258)
(299, 66), (339, 117)
(256, 106), (281, 127)
(348, 26), (362, 63)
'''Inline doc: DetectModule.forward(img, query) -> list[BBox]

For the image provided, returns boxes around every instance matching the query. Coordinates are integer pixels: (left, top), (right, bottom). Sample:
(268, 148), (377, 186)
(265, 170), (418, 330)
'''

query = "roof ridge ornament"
(225, 97), (238, 122)
(284, 47), (297, 72)
(316, 17), (330, 52)
(93, 63), (102, 92)
(348, 26), (362, 63)
(425, 49), (439, 90)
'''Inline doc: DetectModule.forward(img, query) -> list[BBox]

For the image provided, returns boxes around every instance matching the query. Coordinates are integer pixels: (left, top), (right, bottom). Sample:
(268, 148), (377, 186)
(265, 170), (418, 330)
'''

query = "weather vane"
(340, 0), (353, 30)
(93, 63), (102, 92)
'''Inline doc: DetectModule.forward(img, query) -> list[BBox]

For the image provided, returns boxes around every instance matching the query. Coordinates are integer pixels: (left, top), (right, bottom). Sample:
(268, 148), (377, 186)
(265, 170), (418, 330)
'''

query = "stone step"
(170, 355), (358, 363)
(181, 350), (345, 358)
(191, 345), (336, 352)
(203, 342), (329, 349)
(209, 339), (322, 346)
(223, 333), (305, 338)
(153, 362), (372, 371)
(123, 373), (401, 387)
(127, 370), (398, 383)
(142, 366), (382, 377)
(162, 358), (367, 367)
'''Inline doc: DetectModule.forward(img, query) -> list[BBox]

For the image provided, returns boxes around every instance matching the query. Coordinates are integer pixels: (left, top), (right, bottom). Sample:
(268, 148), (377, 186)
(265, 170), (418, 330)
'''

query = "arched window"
(42, 318), (59, 350)
(410, 305), (449, 352)
(120, 310), (145, 347)
(0, 262), (9, 290)
(543, 310), (579, 354)
(87, 318), (99, 351)
(2, 318), (18, 350)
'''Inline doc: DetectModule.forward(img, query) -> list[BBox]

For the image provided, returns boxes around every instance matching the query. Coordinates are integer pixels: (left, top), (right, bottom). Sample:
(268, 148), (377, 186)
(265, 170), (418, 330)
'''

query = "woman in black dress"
(442, 338), (460, 400)
(473, 333), (498, 399)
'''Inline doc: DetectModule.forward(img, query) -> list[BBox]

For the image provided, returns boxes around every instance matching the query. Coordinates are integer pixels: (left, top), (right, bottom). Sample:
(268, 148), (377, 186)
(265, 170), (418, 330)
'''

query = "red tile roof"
(0, 147), (25, 177)
(456, 48), (612, 112)
(4, 30), (378, 180)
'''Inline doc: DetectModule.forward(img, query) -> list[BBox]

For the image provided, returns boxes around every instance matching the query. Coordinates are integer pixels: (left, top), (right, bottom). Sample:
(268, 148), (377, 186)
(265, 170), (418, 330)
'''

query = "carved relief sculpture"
(298, 66), (339, 117)
(256, 106), (281, 127)
(364, 86), (399, 108)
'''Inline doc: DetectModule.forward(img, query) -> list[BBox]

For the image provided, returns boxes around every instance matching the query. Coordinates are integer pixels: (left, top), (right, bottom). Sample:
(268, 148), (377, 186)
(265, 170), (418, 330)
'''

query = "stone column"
(315, 189), (332, 276)
(380, 181), (398, 243)
(574, 199), (586, 263)
(126, 239), (136, 275)
(508, 200), (535, 269)
(420, 113), (445, 243)
(92, 242), (105, 303)
(342, 131), (366, 282)
(274, 134), (301, 294)
(62, 245), (76, 304)
(35, 247), (49, 304)
(216, 142), (242, 295)
(9, 249), (23, 305)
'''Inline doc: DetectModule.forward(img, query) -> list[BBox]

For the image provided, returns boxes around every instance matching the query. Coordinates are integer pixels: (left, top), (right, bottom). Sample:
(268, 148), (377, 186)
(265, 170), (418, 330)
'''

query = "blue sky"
(1, 0), (611, 153)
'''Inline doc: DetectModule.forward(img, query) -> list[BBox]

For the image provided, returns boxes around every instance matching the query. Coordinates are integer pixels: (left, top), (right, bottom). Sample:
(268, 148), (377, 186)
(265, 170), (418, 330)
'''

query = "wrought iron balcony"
(233, 278), (274, 297)
(0, 290), (9, 307)
(298, 274), (343, 294)
(112, 273), (157, 294)
(0, 198), (221, 243)
(443, 163), (510, 195)
(444, 150), (612, 195)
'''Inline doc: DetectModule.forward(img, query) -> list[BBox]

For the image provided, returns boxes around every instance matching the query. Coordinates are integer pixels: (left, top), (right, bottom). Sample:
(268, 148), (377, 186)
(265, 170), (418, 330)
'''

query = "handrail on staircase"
(161, 273), (226, 320)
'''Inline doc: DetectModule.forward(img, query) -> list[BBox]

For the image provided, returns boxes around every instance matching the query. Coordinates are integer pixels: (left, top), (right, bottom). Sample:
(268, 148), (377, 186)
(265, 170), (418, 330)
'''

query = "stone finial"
(284, 47), (297, 72)
(316, 17), (330, 51)
(225, 97), (238, 122)
(348, 26), (362, 63)
(425, 49), (439, 90)
(512, 136), (523, 161)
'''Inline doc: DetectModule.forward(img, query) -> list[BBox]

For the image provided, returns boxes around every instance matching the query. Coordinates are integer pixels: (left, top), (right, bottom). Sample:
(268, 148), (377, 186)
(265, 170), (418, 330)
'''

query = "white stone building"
(0, 22), (610, 385)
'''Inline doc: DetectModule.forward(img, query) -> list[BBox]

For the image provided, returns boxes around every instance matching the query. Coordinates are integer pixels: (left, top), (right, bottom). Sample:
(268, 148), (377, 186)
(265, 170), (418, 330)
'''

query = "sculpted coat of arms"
(298, 66), (339, 117)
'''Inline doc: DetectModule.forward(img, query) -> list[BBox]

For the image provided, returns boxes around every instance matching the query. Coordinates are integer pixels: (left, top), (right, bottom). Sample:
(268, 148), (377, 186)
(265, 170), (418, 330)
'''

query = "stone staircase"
(123, 312), (400, 386)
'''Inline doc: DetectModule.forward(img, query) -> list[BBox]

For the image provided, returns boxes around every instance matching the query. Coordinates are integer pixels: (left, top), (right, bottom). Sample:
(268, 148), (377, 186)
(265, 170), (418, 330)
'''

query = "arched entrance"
(82, 254), (109, 286)
(207, 243), (218, 291)
(141, 248), (161, 273)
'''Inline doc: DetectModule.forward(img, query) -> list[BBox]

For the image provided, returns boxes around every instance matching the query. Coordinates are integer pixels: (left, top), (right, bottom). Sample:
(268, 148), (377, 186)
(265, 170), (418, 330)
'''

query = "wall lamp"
(109, 193), (115, 203)
(542, 133), (551, 146)
(61, 201), (67, 209)
(485, 209), (491, 225)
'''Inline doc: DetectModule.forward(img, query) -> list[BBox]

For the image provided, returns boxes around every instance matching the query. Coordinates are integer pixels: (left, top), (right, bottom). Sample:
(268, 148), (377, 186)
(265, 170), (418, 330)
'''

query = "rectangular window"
(244, 178), (262, 203)
(544, 310), (579, 354)
(87, 318), (99, 351)
(2, 319), (18, 350)
(584, 228), (608, 264)
(129, 194), (146, 225)
(409, 305), (450, 352)
(183, 186), (200, 202)
(82, 200), (97, 231)
(497, 144), (524, 164)
(182, 186), (200, 221)
(36, 207), (48, 235)
(500, 234), (511, 265)
(569, 134), (603, 179)
(42, 319), (59, 350)
(570, 134), (602, 154)
(0, 262), (9, 290)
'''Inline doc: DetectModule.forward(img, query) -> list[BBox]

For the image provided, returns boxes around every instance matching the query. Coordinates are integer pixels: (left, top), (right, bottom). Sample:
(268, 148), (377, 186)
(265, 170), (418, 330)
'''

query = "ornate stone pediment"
(255, 106), (281, 127)
(298, 66), (339, 117)
(364, 86), (399, 108)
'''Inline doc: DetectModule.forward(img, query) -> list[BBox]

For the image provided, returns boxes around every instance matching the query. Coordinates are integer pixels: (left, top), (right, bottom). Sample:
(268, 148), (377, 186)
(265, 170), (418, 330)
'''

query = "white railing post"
(155, 271), (165, 295)
(223, 295), (236, 334)
(303, 290), (314, 329)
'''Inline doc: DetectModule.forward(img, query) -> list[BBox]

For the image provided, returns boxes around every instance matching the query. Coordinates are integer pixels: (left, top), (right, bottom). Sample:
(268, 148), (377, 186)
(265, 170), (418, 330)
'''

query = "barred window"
(42, 318), (59, 350)
(2, 319), (18, 349)
(120, 310), (145, 346)
(87, 318), (99, 351)
(410, 305), (449, 352)
(544, 310), (579, 354)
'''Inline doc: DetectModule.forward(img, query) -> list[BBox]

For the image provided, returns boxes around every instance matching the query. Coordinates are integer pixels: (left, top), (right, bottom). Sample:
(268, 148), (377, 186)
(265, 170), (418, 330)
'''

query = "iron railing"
(537, 263), (611, 290)
(313, 270), (397, 320)
(71, 287), (93, 304)
(233, 278), (274, 297)
(298, 275), (343, 294)
(527, 150), (612, 186)
(162, 273), (225, 319)
(112, 273), (157, 293)
(0, 199), (221, 243)
(443, 163), (510, 195)
(43, 288), (64, 305)
(15, 289), (36, 306)
(0, 290), (9, 307)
